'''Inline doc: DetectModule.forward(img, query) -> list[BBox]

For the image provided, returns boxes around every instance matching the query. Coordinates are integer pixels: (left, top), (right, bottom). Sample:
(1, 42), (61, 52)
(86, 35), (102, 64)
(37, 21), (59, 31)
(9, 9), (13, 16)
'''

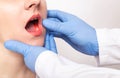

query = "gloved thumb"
(43, 18), (63, 33)
(4, 40), (31, 56)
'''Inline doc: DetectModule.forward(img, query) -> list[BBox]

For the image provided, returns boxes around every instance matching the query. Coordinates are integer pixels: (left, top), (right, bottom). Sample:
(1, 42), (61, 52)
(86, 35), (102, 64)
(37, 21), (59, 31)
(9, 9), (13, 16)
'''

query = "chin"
(29, 39), (44, 46)
(21, 36), (45, 46)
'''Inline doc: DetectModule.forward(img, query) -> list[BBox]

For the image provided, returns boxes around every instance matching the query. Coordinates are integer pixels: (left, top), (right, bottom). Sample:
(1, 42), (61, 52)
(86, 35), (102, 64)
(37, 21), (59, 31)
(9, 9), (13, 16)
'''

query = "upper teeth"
(31, 18), (38, 21)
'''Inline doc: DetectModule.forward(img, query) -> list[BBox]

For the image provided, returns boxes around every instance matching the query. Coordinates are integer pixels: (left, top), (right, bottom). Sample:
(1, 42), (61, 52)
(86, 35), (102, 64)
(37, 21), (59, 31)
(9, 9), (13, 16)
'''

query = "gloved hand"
(43, 10), (99, 56)
(4, 32), (57, 72)
(44, 31), (57, 53)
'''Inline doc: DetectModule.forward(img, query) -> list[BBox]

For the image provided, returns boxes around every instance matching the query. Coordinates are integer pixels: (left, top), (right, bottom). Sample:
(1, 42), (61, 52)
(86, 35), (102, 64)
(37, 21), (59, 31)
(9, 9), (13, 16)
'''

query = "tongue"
(26, 24), (43, 36)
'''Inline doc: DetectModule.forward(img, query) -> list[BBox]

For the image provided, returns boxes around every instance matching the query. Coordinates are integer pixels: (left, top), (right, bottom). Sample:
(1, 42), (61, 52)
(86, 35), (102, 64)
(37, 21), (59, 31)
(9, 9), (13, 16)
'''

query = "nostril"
(24, 1), (40, 10)
(25, 3), (36, 10)
(29, 4), (35, 9)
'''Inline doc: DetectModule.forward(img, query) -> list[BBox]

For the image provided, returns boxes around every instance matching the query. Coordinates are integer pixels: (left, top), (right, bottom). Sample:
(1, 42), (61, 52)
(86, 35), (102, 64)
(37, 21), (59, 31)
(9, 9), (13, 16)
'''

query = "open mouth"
(25, 14), (43, 36)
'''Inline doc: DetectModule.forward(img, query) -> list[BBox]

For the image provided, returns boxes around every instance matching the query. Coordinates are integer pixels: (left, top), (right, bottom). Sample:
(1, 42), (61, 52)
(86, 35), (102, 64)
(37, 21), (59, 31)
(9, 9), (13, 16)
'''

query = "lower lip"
(27, 24), (43, 37)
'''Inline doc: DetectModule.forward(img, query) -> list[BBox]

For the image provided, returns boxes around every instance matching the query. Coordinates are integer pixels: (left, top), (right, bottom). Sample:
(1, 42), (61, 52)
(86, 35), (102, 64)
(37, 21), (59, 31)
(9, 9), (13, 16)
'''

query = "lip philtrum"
(25, 14), (43, 36)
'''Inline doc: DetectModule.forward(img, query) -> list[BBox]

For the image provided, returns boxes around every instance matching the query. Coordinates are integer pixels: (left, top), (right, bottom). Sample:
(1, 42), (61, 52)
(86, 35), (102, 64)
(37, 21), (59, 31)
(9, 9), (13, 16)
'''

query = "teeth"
(31, 17), (38, 21)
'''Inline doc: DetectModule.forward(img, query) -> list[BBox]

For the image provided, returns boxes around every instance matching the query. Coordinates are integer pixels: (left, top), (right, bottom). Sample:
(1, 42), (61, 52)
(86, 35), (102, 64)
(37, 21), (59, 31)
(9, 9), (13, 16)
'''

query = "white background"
(46, 0), (120, 67)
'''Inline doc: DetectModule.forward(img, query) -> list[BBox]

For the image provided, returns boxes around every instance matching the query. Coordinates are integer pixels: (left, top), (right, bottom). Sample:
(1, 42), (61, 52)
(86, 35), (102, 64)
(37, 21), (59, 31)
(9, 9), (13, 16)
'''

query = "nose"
(24, 0), (40, 10)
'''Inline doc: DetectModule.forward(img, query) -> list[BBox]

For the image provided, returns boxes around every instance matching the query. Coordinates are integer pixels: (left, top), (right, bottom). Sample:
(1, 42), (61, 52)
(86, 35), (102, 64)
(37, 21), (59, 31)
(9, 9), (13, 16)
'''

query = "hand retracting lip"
(25, 14), (43, 36)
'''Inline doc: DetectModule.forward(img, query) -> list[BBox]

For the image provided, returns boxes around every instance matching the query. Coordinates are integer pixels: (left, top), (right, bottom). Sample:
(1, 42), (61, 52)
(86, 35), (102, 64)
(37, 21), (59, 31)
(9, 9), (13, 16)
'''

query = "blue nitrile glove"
(44, 31), (57, 53)
(4, 32), (57, 72)
(43, 10), (99, 56)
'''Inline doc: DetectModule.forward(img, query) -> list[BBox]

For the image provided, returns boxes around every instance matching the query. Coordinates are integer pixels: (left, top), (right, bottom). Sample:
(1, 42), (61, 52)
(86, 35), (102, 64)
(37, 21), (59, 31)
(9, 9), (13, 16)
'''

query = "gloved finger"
(49, 34), (57, 53)
(44, 32), (50, 50)
(43, 19), (63, 33)
(50, 32), (64, 38)
(43, 17), (61, 32)
(47, 10), (70, 22)
(4, 40), (30, 56)
(44, 31), (58, 53)
(47, 18), (61, 22)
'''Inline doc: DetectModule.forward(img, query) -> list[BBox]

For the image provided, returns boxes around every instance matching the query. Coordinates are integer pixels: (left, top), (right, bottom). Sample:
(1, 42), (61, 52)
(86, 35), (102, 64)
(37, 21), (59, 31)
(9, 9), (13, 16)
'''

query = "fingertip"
(43, 19), (57, 30)
(4, 40), (29, 56)
(4, 40), (17, 49)
(43, 19), (51, 26)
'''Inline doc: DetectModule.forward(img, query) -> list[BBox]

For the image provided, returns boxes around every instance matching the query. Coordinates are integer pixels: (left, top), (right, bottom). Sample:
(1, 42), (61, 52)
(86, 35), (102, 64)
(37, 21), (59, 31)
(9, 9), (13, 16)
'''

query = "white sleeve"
(96, 28), (120, 66)
(35, 51), (120, 78)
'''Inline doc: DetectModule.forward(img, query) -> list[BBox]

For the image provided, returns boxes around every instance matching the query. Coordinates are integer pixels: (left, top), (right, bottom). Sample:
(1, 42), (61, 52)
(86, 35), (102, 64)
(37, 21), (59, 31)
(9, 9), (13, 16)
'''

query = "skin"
(0, 0), (47, 78)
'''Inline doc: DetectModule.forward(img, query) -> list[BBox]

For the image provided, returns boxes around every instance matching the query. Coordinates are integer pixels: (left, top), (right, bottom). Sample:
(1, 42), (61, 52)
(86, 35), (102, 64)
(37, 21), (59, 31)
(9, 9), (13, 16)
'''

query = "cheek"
(40, 0), (47, 19)
(8, 29), (46, 46)
(0, 13), (16, 43)
(0, 4), (23, 43)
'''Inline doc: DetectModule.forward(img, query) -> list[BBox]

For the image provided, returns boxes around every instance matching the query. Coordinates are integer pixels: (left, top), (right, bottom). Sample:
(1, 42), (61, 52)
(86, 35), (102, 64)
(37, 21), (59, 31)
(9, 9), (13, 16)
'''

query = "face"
(0, 0), (47, 46)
